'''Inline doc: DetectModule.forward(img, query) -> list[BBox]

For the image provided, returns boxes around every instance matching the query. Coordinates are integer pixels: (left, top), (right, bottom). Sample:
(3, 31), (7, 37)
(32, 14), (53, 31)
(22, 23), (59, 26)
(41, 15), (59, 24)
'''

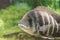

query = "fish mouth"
(18, 24), (35, 36)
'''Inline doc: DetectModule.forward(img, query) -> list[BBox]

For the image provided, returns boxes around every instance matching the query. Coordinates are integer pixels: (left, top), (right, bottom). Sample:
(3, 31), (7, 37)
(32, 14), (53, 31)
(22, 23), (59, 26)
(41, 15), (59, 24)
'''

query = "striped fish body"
(18, 6), (60, 39)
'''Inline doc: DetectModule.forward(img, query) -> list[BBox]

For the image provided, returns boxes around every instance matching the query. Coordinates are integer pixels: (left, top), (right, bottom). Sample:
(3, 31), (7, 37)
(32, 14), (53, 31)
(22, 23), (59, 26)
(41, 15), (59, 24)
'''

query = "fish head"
(18, 13), (39, 37)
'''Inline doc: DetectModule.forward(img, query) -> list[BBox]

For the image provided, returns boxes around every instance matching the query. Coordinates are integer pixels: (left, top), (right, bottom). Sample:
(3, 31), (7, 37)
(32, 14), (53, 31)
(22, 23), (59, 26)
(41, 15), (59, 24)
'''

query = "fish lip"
(18, 24), (27, 28)
(18, 23), (30, 29)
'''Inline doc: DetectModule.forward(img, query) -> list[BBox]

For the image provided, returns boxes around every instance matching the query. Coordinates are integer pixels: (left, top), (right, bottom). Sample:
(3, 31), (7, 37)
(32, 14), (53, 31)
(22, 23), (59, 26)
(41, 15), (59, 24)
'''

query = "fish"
(18, 6), (60, 40)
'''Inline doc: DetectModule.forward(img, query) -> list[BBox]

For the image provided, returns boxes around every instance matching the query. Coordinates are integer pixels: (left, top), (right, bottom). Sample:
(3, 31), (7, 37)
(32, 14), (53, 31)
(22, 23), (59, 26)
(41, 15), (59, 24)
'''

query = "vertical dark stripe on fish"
(44, 16), (49, 25)
(38, 12), (43, 26)
(28, 11), (37, 33)
(28, 15), (32, 27)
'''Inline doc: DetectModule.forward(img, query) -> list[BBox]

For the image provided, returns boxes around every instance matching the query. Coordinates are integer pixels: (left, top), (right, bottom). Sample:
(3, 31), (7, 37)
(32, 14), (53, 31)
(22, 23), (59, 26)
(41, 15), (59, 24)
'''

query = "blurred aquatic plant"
(0, 2), (31, 28)
(0, 19), (4, 30)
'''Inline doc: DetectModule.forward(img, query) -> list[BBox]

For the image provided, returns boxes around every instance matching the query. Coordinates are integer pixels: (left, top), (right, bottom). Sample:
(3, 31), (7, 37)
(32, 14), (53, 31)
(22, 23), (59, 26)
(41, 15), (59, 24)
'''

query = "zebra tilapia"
(18, 6), (60, 39)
